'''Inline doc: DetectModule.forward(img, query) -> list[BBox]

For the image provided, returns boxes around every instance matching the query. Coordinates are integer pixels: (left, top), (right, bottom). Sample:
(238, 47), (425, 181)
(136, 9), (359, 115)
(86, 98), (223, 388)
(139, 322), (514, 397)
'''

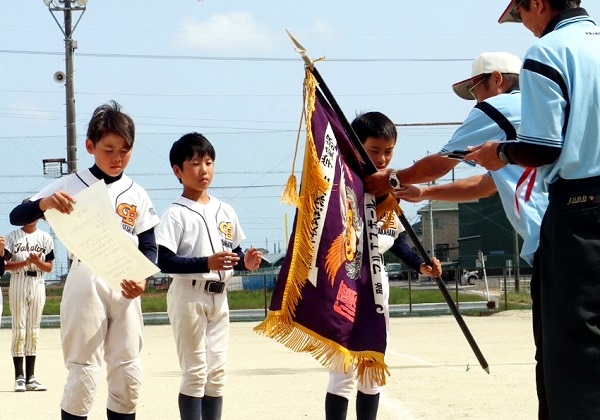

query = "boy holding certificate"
(9, 100), (160, 420)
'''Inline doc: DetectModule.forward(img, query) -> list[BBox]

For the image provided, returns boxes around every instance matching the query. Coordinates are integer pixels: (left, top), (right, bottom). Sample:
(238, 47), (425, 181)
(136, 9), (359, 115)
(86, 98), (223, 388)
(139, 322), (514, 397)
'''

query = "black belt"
(25, 270), (41, 277)
(191, 279), (225, 294)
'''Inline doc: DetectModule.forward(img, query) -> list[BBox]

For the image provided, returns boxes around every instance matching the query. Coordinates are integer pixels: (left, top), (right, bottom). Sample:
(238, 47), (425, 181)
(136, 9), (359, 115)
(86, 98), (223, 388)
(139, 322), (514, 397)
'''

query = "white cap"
(452, 52), (523, 100)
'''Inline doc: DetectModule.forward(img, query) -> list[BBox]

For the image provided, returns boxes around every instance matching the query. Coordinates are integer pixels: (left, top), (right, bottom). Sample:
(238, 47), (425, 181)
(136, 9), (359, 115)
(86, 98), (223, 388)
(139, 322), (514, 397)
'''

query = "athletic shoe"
(14, 376), (26, 392)
(25, 377), (47, 391)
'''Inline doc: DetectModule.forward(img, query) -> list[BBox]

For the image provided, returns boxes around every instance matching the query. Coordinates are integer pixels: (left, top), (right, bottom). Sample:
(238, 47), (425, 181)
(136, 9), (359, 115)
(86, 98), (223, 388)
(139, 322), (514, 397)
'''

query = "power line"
(0, 49), (473, 63)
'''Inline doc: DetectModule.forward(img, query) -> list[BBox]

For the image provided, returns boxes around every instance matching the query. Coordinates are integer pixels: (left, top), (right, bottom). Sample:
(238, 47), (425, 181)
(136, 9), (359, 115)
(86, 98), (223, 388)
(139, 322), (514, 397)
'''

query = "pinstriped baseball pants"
(9, 276), (46, 356)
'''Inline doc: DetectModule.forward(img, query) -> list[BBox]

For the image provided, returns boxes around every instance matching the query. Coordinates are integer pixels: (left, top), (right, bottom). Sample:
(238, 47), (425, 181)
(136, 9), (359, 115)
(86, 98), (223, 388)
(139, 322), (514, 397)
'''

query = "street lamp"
(43, 0), (88, 175)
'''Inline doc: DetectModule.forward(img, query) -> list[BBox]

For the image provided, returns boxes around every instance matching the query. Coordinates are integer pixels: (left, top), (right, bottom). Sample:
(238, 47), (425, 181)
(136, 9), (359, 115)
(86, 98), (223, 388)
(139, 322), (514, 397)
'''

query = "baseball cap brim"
(498, 0), (519, 23)
(452, 75), (479, 101)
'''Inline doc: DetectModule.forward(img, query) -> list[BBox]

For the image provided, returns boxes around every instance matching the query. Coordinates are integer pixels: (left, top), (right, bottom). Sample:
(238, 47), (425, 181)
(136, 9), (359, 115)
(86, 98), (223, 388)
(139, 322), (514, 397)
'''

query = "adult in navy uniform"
(466, 1), (600, 418)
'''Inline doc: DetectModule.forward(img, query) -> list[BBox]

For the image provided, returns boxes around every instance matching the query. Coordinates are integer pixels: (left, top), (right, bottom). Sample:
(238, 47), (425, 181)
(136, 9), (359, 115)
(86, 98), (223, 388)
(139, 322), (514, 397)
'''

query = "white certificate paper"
(45, 180), (159, 291)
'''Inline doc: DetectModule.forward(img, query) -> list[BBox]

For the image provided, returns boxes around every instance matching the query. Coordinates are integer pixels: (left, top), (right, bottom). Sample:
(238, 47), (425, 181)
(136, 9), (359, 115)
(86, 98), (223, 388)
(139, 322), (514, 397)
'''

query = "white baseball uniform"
(1, 253), (4, 318)
(5, 227), (54, 358)
(31, 169), (159, 416)
(327, 212), (421, 399)
(155, 195), (245, 398)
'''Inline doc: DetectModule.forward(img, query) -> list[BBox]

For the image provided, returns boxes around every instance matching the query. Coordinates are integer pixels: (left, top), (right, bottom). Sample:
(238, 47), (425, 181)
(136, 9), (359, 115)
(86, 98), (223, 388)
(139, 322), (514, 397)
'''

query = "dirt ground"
(0, 310), (537, 419)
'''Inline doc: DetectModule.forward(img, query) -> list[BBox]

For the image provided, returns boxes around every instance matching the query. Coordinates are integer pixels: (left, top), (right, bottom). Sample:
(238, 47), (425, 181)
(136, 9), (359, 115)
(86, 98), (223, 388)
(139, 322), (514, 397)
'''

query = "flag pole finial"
(286, 29), (325, 70)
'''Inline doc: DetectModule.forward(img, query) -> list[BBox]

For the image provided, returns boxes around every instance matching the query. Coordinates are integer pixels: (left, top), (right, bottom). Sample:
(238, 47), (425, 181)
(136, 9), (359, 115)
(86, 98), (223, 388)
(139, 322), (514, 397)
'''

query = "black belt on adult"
(192, 279), (225, 294)
(25, 270), (41, 277)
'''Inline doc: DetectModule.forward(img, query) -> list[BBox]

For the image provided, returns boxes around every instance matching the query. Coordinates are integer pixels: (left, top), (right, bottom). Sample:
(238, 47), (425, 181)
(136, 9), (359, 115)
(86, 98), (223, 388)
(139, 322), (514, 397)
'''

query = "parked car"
(386, 263), (418, 281)
(441, 270), (456, 284)
(439, 263), (479, 285)
(440, 262), (459, 284)
(461, 270), (479, 285)
(386, 263), (404, 280)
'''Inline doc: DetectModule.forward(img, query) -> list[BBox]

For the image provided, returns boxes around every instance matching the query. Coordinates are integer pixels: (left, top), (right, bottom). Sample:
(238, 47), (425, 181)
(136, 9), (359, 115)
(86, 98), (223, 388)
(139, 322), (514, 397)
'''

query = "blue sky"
(2, 0), (599, 274)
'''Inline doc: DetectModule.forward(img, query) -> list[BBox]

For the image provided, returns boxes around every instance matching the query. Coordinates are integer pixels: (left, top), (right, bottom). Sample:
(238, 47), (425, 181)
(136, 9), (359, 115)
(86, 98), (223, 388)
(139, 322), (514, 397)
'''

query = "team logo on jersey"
(219, 221), (234, 250)
(14, 243), (46, 254)
(117, 203), (138, 227)
(219, 221), (234, 241)
(379, 213), (399, 235)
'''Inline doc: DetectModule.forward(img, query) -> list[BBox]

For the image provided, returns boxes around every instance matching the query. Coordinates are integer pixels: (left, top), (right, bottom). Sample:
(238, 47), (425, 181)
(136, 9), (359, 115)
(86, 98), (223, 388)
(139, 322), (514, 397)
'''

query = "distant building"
(417, 201), (460, 262)
(412, 194), (526, 273)
(457, 194), (525, 274)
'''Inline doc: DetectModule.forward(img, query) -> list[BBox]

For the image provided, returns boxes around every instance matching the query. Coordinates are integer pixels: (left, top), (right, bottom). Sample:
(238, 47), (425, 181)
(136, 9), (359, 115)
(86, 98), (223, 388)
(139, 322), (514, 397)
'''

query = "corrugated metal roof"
(416, 201), (459, 213)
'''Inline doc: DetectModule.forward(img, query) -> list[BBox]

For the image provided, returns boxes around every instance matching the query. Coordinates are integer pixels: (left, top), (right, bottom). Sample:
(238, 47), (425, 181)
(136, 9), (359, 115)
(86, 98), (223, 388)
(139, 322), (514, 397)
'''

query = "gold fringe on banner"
(255, 68), (389, 386)
(376, 194), (404, 229)
(256, 312), (389, 387)
(254, 69), (328, 320)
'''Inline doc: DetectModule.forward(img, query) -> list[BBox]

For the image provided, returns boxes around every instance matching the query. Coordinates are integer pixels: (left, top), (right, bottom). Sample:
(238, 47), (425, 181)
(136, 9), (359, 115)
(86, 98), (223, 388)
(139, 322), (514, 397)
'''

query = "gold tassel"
(281, 174), (300, 206)
(281, 83), (310, 206)
(376, 194), (404, 229)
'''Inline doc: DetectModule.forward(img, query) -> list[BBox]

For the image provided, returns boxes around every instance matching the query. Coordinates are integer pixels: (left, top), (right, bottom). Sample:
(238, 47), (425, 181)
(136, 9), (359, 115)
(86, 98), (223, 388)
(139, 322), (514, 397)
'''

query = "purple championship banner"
(255, 71), (388, 386)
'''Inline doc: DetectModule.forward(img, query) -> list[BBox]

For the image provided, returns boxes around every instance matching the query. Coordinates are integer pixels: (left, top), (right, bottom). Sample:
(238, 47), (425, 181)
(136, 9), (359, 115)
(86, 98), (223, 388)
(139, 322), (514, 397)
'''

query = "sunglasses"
(468, 75), (490, 100)
(510, 0), (525, 23)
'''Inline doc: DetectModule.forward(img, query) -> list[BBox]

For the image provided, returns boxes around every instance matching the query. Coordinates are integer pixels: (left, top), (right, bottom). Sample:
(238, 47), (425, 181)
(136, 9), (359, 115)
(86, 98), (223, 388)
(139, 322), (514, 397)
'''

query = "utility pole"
(429, 198), (435, 257)
(426, 151), (435, 257)
(514, 229), (520, 292)
(44, 0), (88, 174)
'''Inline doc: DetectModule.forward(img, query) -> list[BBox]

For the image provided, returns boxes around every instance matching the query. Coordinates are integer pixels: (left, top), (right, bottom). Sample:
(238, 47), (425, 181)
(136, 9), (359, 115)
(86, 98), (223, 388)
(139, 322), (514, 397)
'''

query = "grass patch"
(1, 285), (532, 316)
(497, 290), (533, 310)
(389, 287), (483, 305)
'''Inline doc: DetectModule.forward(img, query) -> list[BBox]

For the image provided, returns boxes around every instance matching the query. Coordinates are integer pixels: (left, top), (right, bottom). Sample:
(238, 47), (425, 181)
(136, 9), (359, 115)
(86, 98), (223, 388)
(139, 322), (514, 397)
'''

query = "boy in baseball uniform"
(325, 112), (442, 420)
(0, 236), (5, 317)
(9, 101), (160, 420)
(155, 132), (262, 420)
(0, 236), (5, 275)
(4, 217), (54, 392)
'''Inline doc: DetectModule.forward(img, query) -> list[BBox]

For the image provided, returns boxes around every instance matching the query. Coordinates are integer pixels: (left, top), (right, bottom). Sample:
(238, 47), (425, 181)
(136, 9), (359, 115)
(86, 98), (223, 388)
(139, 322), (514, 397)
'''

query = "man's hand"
(121, 279), (146, 299)
(364, 168), (394, 196)
(0, 236), (5, 257)
(464, 141), (505, 171)
(393, 185), (425, 203)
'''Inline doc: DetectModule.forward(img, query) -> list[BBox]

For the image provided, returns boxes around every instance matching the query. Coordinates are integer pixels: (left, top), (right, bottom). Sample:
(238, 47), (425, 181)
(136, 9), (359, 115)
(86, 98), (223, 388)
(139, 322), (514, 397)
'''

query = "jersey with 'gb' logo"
(155, 195), (246, 282)
(31, 168), (159, 246)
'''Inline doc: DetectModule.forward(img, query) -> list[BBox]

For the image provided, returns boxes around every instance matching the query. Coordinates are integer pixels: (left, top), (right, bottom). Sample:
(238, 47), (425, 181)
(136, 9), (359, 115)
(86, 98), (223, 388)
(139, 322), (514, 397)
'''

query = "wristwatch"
(498, 143), (511, 165)
(388, 170), (402, 190)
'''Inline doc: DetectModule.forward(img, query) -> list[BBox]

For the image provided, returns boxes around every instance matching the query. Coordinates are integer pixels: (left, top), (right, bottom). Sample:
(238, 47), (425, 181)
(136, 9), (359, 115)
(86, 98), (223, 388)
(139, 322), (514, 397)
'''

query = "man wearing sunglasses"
(465, 1), (600, 419)
(366, 51), (553, 418)
(365, 51), (522, 195)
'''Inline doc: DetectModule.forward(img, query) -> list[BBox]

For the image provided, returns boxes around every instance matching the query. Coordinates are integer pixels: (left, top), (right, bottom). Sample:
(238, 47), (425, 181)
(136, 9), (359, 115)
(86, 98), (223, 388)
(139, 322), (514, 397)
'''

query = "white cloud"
(173, 11), (277, 53)
(310, 19), (334, 39)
